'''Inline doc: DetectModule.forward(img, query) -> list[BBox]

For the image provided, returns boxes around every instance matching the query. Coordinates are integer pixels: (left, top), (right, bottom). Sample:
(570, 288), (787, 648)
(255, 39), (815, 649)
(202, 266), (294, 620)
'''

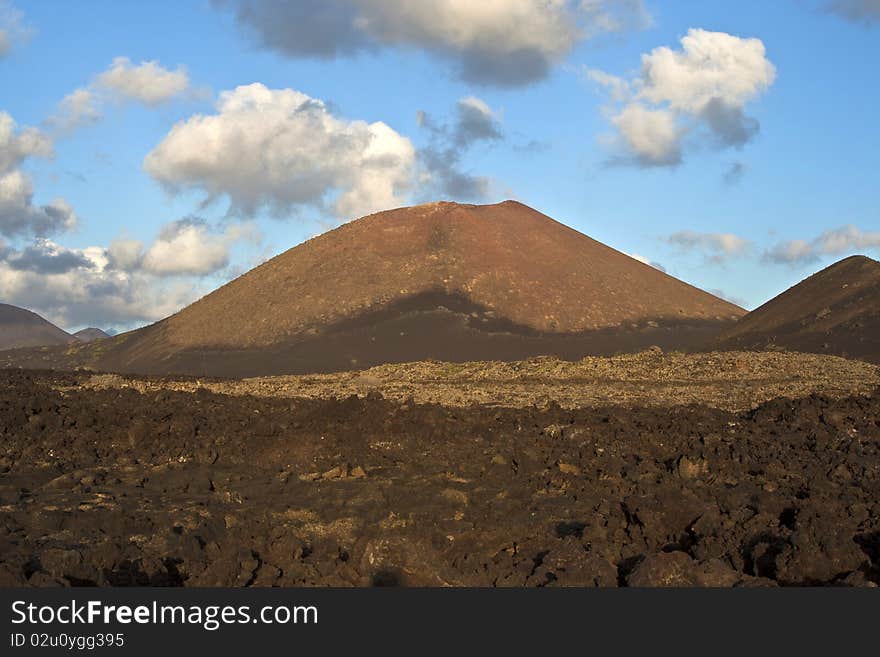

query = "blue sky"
(0, 0), (878, 331)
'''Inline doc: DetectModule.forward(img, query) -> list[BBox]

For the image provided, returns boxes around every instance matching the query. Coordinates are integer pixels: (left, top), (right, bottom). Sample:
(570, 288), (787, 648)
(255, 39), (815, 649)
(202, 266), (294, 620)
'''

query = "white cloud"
(0, 112), (78, 238)
(589, 29), (776, 167)
(0, 241), (199, 329)
(638, 29), (776, 113)
(764, 225), (880, 264)
(142, 224), (225, 276)
(665, 229), (752, 263)
(106, 237), (145, 271)
(51, 88), (102, 133)
(107, 218), (259, 277)
(219, 0), (651, 86)
(611, 104), (681, 166)
(0, 217), (260, 329)
(49, 57), (192, 133)
(95, 56), (190, 106)
(0, 111), (52, 173)
(143, 218), (258, 276)
(144, 83), (417, 220)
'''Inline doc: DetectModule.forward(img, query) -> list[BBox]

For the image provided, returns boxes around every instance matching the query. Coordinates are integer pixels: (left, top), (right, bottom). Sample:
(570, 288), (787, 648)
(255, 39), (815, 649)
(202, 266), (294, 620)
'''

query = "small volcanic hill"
(2, 201), (743, 376)
(0, 304), (75, 350)
(73, 328), (110, 343)
(716, 255), (880, 363)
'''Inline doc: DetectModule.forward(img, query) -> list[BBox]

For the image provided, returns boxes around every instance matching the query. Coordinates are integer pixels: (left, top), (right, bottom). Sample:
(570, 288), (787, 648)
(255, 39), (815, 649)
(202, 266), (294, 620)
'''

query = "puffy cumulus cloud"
(144, 83), (417, 220)
(0, 112), (78, 238)
(142, 221), (229, 276)
(118, 217), (259, 276)
(106, 237), (146, 272)
(825, 0), (880, 24)
(50, 88), (103, 133)
(764, 225), (880, 265)
(94, 57), (191, 106)
(589, 29), (776, 167)
(0, 111), (52, 174)
(665, 229), (752, 263)
(416, 95), (503, 201)
(49, 57), (192, 133)
(611, 104), (681, 166)
(218, 0), (651, 86)
(637, 30), (776, 113)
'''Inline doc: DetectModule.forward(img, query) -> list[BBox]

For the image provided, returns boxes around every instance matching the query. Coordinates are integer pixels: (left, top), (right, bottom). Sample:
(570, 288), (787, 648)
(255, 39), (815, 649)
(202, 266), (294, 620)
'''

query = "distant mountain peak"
(73, 328), (110, 343)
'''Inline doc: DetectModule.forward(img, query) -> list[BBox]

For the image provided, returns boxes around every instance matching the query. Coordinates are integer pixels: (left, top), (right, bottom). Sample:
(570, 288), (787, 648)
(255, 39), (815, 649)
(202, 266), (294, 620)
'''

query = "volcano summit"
(4, 201), (743, 376)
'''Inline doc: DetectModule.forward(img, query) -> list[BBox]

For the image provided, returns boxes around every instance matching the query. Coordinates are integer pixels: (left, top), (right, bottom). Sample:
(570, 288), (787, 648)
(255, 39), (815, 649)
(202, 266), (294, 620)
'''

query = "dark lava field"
(1, 369), (879, 587)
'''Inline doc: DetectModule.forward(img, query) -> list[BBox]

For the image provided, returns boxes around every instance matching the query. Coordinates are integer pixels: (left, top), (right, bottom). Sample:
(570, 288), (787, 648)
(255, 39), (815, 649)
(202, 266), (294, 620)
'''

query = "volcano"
(73, 328), (110, 343)
(715, 255), (880, 363)
(0, 304), (75, 350)
(2, 201), (743, 376)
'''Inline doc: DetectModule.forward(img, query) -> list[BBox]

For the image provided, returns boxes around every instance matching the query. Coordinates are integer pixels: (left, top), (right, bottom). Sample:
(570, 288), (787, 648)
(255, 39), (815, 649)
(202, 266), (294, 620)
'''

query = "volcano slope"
(715, 255), (880, 364)
(0, 304), (75, 351)
(0, 201), (743, 377)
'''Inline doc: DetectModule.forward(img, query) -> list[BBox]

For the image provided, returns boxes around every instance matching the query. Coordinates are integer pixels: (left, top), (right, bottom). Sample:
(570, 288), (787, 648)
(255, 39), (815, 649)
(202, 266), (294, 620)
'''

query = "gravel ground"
(74, 351), (879, 412)
(1, 362), (878, 587)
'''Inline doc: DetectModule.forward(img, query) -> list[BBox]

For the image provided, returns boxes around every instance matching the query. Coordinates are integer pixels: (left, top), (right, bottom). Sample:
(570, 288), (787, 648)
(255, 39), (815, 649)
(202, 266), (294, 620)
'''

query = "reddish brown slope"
(1, 201), (744, 376)
(715, 255), (880, 363)
(147, 200), (742, 344)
